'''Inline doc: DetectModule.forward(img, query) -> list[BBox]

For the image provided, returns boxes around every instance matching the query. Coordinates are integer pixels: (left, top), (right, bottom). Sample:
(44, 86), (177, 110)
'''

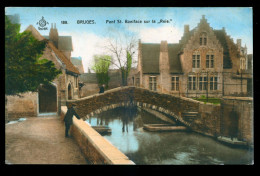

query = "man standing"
(64, 103), (81, 137)
(99, 84), (105, 93)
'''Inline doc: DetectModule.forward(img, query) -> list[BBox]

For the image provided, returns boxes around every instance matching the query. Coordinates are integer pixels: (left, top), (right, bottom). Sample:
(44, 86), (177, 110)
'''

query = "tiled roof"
(58, 36), (73, 51)
(43, 36), (73, 51)
(141, 43), (183, 74)
(213, 30), (233, 69)
(48, 42), (80, 74)
(25, 25), (80, 74)
(141, 44), (160, 74)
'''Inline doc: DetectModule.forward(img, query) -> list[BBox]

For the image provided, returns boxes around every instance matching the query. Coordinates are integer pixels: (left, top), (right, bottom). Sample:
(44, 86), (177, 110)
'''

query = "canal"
(86, 107), (253, 165)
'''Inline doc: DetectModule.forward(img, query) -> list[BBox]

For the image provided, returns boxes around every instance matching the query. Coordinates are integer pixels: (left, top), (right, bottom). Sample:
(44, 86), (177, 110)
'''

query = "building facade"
(6, 24), (81, 119)
(135, 15), (252, 98)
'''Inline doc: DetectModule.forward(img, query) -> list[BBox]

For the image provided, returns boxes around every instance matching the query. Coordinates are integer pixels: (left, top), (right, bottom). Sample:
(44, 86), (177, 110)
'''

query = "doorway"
(68, 83), (72, 100)
(38, 84), (57, 113)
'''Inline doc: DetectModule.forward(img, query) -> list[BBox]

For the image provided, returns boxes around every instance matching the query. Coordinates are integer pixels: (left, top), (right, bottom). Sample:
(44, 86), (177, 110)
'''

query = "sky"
(5, 7), (253, 73)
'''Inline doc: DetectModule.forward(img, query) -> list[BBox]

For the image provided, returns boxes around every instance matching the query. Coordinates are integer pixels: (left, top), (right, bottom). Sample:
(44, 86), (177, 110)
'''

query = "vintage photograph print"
(5, 7), (253, 165)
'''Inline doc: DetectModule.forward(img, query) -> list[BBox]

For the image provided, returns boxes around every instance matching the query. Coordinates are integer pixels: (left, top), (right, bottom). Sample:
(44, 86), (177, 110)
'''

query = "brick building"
(135, 15), (252, 98)
(6, 24), (80, 119)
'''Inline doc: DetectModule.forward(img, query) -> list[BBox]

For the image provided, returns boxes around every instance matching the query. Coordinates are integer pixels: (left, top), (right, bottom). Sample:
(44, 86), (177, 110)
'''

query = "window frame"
(171, 76), (179, 91)
(149, 76), (157, 91)
(188, 75), (197, 91)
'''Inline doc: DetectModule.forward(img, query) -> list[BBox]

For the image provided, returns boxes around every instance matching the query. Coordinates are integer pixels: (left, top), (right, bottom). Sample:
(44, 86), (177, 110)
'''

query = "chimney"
(184, 25), (189, 34)
(49, 23), (59, 48)
(160, 41), (168, 52)
(237, 39), (241, 50)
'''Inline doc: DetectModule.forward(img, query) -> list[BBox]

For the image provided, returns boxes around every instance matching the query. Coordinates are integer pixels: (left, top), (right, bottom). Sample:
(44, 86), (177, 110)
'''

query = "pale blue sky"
(5, 7), (253, 72)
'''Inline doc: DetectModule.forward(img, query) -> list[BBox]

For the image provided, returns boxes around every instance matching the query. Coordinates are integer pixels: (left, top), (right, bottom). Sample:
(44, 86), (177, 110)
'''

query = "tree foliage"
(104, 28), (137, 86)
(5, 15), (61, 95)
(91, 55), (112, 88)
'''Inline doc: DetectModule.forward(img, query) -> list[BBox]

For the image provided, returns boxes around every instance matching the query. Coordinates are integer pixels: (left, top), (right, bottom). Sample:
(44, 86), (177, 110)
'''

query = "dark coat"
(64, 107), (81, 125)
(99, 86), (104, 93)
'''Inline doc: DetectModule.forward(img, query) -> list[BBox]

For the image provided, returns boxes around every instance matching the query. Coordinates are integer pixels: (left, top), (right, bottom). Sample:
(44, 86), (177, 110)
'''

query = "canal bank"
(86, 107), (253, 165)
(61, 106), (135, 165)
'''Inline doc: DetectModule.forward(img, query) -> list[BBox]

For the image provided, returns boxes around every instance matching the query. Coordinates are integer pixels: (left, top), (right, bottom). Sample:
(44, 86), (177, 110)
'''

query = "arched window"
(192, 50), (200, 68)
(240, 58), (246, 70)
(200, 32), (207, 46)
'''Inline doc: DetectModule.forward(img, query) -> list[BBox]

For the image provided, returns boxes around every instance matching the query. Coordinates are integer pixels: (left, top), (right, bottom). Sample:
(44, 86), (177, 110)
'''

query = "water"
(86, 107), (253, 165)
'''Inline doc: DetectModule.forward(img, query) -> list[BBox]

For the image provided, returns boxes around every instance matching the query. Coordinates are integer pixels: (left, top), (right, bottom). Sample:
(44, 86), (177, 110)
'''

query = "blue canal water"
(86, 107), (253, 165)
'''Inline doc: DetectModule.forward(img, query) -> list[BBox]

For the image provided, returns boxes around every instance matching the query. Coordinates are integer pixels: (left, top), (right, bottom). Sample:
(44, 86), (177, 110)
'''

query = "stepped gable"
(48, 42), (80, 74)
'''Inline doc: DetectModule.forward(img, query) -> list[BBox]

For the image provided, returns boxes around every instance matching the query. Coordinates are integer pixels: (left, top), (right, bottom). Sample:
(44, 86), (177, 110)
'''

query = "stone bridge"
(67, 86), (221, 136)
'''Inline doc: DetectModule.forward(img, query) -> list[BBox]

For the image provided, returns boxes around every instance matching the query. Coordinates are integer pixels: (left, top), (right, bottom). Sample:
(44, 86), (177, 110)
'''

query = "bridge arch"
(66, 86), (207, 127)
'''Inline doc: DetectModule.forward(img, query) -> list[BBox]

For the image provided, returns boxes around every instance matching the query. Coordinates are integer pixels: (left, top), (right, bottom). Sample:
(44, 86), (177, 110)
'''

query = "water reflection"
(86, 107), (253, 165)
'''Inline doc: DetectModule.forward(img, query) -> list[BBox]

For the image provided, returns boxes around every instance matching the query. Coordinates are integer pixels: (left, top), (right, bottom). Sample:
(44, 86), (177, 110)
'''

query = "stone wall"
(221, 97), (253, 145)
(61, 106), (135, 164)
(6, 92), (38, 121)
(68, 86), (253, 145)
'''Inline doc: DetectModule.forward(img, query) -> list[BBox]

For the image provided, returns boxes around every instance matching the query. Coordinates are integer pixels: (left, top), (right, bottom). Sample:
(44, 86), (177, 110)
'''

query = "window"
(135, 78), (140, 87)
(149, 76), (157, 91)
(240, 58), (246, 70)
(199, 76), (208, 90)
(75, 77), (78, 88)
(192, 51), (200, 68)
(206, 54), (214, 68)
(188, 76), (197, 90)
(172, 76), (179, 91)
(210, 76), (218, 90)
(200, 32), (207, 45)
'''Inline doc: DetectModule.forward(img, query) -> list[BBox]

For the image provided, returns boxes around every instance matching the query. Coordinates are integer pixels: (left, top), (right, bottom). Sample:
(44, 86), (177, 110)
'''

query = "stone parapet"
(61, 106), (135, 165)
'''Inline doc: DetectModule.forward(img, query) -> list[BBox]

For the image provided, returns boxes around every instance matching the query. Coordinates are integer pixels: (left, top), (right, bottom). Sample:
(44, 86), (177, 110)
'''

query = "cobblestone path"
(5, 116), (89, 164)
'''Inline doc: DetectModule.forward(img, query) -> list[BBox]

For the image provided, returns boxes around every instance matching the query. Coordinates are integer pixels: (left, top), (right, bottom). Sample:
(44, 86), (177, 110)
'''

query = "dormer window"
(200, 32), (207, 46)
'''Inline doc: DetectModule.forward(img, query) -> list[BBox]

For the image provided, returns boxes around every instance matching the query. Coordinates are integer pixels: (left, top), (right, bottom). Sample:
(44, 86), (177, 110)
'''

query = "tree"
(5, 15), (61, 96)
(91, 55), (112, 88)
(103, 28), (137, 86)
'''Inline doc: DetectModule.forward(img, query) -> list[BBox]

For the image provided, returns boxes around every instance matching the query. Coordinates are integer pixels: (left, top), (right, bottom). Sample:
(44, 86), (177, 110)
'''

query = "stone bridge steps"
(182, 112), (199, 122)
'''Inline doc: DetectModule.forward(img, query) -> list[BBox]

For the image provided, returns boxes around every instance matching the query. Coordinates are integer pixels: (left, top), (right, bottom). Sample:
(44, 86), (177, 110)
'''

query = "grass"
(192, 97), (221, 104)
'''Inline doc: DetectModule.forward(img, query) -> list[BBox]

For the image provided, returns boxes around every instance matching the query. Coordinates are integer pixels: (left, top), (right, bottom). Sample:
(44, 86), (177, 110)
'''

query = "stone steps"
(182, 112), (199, 122)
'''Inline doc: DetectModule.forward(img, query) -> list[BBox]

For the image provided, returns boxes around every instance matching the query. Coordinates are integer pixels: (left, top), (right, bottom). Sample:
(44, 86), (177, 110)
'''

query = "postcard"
(5, 7), (253, 165)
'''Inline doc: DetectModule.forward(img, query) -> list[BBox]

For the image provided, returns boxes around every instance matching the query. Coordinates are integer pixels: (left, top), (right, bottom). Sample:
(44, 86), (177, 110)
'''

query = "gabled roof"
(25, 25), (46, 41)
(25, 25), (79, 74)
(43, 36), (73, 51)
(141, 44), (160, 74)
(213, 30), (233, 69)
(48, 42), (80, 74)
(141, 43), (183, 74)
